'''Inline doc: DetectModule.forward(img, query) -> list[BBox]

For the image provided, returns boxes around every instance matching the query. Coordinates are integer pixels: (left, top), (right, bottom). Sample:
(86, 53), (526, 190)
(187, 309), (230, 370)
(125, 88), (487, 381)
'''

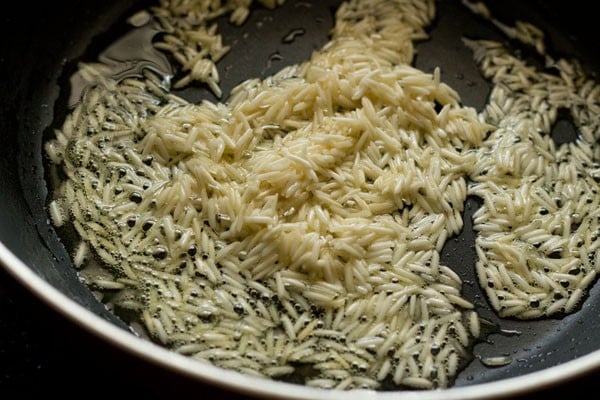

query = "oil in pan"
(40, 0), (600, 394)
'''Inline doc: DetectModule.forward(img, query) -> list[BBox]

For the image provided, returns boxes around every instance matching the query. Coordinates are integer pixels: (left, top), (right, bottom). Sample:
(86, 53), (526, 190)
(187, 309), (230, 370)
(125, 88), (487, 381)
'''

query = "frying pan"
(1, 0), (599, 398)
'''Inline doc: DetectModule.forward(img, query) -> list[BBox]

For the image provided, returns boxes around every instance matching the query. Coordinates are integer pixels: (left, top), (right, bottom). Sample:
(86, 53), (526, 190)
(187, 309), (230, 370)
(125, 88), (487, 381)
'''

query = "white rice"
(464, 21), (600, 318)
(44, 0), (600, 392)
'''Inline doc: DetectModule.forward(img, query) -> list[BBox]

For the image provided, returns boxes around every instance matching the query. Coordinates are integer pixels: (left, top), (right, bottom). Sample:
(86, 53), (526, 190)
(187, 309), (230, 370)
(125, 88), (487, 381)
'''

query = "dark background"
(1, 0), (599, 398)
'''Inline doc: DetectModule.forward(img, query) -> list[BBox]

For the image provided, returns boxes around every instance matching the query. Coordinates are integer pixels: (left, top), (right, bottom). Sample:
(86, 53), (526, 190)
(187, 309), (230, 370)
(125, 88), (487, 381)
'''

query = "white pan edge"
(1, 240), (599, 400)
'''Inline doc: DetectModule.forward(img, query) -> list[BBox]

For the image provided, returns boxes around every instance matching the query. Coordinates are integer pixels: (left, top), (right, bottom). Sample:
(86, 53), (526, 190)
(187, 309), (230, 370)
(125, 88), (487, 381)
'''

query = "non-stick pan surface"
(1, 0), (599, 398)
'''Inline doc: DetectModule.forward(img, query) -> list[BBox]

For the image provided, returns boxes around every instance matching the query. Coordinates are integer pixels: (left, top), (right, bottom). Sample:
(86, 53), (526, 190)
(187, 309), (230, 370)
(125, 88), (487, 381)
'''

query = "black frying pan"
(1, 0), (599, 398)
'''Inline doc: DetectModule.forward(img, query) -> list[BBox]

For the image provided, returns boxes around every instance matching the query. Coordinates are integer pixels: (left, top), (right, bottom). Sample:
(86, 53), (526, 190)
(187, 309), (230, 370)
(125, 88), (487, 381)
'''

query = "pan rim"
(1, 241), (599, 399)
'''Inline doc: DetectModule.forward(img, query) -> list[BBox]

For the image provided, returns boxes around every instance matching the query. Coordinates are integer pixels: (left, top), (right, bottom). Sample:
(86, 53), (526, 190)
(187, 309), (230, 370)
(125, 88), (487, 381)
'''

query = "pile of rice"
(465, 44), (600, 317)
(44, 0), (599, 391)
(457, 0), (600, 319)
(151, 0), (285, 95)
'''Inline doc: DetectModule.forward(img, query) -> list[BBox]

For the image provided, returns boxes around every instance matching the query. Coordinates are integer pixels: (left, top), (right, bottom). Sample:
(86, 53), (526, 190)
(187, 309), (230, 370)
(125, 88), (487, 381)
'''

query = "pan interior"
(1, 0), (598, 393)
